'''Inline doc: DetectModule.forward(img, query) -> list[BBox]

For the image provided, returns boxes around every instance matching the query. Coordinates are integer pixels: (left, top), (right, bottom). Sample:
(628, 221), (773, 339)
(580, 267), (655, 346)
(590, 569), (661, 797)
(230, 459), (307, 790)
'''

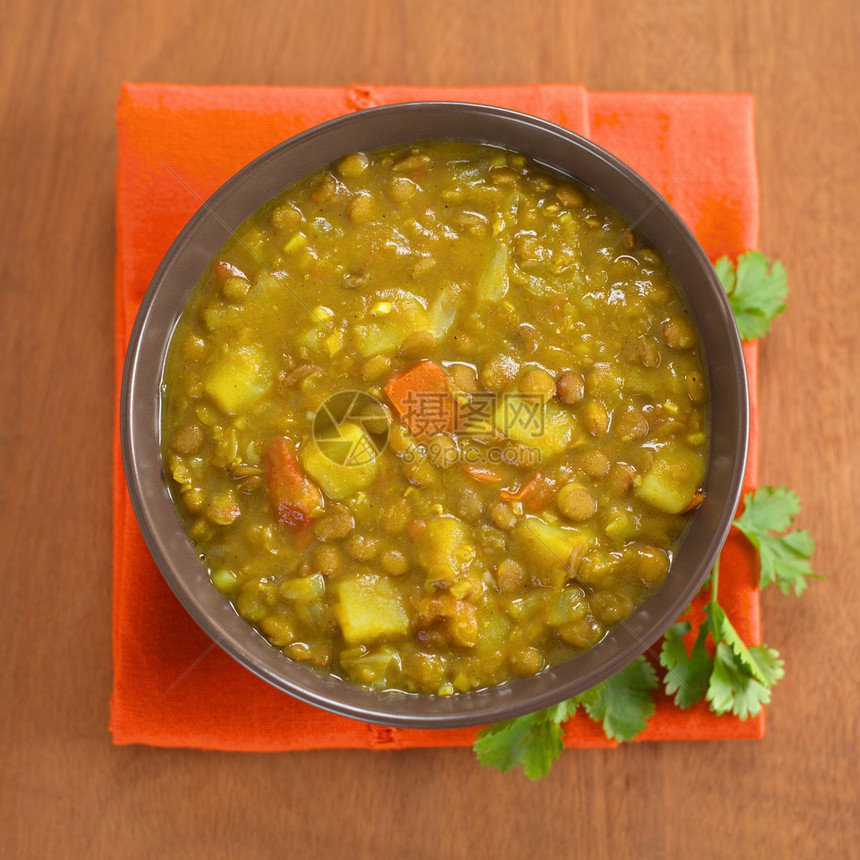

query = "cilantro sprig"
(715, 250), (787, 340)
(474, 657), (657, 781)
(660, 486), (815, 717)
(473, 253), (819, 780)
(661, 553), (786, 720)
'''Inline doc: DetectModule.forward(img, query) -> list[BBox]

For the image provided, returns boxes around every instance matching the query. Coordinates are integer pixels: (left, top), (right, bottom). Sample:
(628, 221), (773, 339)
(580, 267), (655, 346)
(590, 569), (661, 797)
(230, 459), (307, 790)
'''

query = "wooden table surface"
(2, 1), (857, 857)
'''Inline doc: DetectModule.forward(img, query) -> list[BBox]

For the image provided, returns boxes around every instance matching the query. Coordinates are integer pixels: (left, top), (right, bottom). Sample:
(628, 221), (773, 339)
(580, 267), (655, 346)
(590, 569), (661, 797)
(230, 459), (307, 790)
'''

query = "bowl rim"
(121, 100), (748, 728)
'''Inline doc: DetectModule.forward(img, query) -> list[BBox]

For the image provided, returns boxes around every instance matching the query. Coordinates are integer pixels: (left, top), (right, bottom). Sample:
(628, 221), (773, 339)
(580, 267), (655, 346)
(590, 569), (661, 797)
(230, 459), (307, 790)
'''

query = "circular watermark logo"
(312, 391), (389, 466)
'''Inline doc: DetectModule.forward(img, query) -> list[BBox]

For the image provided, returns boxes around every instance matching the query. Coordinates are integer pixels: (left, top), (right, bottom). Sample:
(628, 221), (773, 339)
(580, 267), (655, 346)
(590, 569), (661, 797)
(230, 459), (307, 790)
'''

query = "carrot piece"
(384, 360), (454, 439)
(461, 462), (505, 484)
(500, 472), (556, 513)
(500, 472), (541, 502)
(263, 437), (323, 528)
(682, 490), (706, 513)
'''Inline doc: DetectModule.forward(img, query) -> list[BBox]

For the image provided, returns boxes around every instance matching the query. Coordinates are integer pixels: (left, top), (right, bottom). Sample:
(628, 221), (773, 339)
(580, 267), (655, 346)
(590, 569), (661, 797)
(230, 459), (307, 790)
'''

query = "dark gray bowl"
(121, 102), (747, 729)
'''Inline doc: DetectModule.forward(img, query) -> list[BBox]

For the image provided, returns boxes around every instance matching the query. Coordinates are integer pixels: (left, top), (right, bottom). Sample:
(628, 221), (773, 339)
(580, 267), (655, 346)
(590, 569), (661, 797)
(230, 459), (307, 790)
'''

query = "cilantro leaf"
(715, 251), (787, 340)
(734, 487), (819, 595)
(660, 621), (713, 708)
(713, 256), (736, 291)
(474, 701), (576, 780)
(545, 699), (580, 724)
(764, 530), (818, 594)
(706, 642), (784, 719)
(474, 717), (562, 780)
(747, 643), (786, 686)
(577, 656), (658, 741)
(706, 602), (768, 685)
(737, 485), (800, 532)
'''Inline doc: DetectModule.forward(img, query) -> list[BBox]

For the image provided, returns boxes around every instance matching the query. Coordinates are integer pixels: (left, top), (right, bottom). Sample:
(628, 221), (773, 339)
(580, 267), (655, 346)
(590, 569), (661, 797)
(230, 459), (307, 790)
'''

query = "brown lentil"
(556, 371), (585, 404)
(557, 483), (598, 522)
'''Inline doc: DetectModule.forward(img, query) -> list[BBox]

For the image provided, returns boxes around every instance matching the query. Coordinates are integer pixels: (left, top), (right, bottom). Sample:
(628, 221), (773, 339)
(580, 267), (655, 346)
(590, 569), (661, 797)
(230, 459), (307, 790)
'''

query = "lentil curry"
(162, 141), (708, 695)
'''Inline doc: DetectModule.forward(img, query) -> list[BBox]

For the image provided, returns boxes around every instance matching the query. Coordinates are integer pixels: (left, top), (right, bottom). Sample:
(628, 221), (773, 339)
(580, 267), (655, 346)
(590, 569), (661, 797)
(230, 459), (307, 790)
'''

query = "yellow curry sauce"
(161, 142), (708, 695)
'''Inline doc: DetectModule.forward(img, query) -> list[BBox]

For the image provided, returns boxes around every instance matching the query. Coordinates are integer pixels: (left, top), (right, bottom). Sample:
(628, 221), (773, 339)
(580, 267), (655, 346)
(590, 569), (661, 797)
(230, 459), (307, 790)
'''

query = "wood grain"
(1, 1), (857, 857)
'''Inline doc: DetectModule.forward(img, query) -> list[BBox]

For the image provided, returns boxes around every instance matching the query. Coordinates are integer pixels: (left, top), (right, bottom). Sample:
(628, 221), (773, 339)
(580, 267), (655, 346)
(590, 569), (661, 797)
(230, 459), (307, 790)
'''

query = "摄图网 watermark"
(312, 389), (545, 468)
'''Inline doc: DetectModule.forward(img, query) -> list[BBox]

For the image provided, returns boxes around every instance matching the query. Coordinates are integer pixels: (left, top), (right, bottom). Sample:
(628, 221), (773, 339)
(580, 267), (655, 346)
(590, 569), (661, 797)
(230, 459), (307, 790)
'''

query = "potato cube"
(636, 444), (706, 514)
(414, 515), (475, 577)
(514, 515), (590, 586)
(332, 575), (410, 645)
(496, 399), (579, 457)
(203, 344), (271, 414)
(300, 423), (379, 499)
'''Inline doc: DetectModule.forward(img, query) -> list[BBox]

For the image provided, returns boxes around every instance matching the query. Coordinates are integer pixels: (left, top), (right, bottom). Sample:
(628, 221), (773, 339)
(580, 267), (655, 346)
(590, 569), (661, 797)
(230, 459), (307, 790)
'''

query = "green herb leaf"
(660, 621), (713, 708)
(706, 642), (784, 719)
(576, 656), (658, 741)
(706, 602), (768, 685)
(715, 251), (787, 340)
(473, 701), (575, 780)
(545, 698), (580, 724)
(713, 256), (736, 291)
(734, 487), (819, 596)
(748, 643), (786, 687)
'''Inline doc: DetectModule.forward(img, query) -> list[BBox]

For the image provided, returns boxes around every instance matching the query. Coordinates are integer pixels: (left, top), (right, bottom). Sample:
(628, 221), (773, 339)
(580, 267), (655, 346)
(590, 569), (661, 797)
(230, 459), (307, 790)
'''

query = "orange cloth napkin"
(113, 84), (761, 750)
